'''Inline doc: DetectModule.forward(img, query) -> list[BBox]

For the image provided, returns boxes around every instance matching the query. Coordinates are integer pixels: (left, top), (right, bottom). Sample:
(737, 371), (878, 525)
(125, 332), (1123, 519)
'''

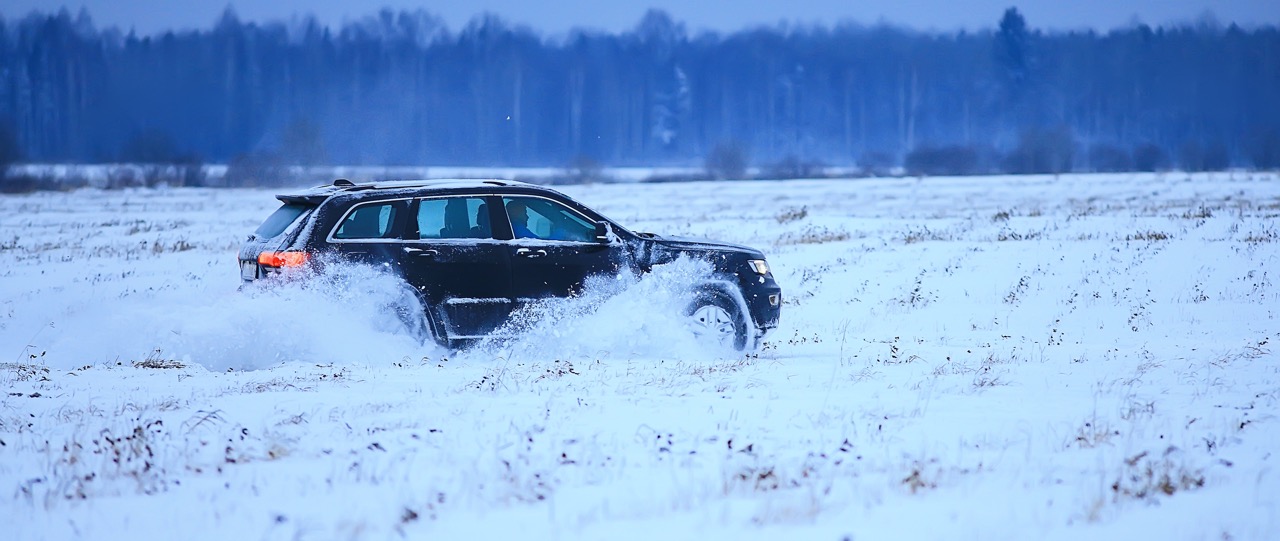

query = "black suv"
(238, 179), (781, 350)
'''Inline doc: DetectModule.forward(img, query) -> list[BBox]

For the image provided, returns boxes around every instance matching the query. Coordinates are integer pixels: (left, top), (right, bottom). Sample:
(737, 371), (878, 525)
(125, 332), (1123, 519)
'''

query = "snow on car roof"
(276, 178), (551, 203)
(358, 178), (534, 190)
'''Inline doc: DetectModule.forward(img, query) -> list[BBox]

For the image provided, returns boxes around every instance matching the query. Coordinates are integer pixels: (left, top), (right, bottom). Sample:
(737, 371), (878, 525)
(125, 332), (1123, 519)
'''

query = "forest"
(0, 6), (1277, 179)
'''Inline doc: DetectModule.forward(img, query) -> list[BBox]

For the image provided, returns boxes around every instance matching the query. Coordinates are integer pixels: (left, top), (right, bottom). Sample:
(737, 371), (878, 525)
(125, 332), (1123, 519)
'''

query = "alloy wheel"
(689, 304), (737, 349)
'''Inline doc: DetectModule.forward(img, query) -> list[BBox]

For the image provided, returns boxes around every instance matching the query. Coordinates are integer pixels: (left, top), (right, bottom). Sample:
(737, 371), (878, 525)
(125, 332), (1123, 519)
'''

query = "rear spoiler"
(274, 179), (363, 205)
(276, 193), (328, 205)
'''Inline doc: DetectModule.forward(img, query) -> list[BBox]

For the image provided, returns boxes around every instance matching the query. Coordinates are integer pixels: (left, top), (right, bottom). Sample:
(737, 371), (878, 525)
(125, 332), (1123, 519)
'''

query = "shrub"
(1004, 126), (1075, 174)
(1132, 143), (1169, 172)
(279, 118), (328, 166)
(765, 155), (825, 179)
(120, 131), (189, 164)
(115, 130), (206, 188)
(565, 154), (605, 184)
(0, 119), (21, 176)
(1179, 141), (1207, 172)
(640, 171), (712, 183)
(1246, 128), (1280, 170)
(1177, 140), (1228, 172)
(223, 152), (288, 187)
(1203, 141), (1230, 171)
(1088, 143), (1133, 172)
(905, 145), (980, 176)
(705, 140), (749, 180)
(858, 150), (897, 176)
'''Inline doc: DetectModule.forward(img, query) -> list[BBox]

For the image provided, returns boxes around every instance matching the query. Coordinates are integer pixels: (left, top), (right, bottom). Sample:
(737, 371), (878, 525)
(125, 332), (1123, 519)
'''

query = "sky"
(0, 0), (1275, 35)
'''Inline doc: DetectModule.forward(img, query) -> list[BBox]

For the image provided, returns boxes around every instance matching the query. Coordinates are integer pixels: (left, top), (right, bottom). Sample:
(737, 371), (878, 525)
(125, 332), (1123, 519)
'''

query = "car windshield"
(254, 203), (312, 239)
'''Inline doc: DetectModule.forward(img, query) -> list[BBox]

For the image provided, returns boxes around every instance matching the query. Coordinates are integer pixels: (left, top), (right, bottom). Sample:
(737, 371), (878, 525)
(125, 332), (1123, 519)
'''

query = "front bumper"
(742, 283), (782, 333)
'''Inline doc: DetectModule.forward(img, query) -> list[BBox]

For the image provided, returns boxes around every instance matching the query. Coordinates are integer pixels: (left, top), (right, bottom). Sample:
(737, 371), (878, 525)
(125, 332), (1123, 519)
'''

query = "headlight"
(748, 259), (769, 275)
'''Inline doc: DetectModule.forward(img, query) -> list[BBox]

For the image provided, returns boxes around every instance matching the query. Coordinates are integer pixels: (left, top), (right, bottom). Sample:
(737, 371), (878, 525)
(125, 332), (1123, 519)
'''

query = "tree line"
(0, 6), (1277, 179)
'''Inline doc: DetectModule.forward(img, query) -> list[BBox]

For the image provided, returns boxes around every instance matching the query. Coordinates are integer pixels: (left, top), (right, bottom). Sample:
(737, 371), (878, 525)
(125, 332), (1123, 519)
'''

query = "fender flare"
(399, 285), (449, 348)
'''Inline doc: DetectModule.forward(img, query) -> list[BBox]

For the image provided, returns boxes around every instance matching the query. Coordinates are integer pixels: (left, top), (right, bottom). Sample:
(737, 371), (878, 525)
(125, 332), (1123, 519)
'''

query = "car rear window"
(254, 203), (312, 239)
(334, 201), (400, 239)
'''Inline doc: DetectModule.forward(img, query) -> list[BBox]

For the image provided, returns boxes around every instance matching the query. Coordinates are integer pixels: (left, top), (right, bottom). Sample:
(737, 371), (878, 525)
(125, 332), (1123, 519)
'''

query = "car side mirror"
(594, 221), (611, 243)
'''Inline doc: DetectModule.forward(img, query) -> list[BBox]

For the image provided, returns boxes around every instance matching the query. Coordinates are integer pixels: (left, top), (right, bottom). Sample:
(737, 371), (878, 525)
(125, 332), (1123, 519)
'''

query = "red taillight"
(257, 251), (310, 268)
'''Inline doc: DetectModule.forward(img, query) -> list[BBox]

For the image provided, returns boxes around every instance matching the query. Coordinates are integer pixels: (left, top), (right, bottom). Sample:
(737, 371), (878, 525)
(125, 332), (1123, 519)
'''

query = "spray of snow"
(34, 256), (728, 371)
(466, 256), (726, 363)
(40, 261), (434, 371)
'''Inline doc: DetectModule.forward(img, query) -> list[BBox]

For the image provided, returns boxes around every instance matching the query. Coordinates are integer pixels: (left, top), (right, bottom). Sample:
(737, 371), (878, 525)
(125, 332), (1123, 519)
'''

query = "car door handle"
(516, 248), (547, 258)
(403, 247), (438, 257)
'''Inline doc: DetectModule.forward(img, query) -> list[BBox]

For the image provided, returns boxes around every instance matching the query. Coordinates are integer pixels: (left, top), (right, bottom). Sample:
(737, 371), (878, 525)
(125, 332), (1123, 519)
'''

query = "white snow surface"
(1, 172), (1278, 540)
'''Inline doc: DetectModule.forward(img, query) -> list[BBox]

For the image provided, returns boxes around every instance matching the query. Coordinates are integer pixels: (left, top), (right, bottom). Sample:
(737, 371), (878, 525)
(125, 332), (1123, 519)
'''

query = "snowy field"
(1, 172), (1278, 540)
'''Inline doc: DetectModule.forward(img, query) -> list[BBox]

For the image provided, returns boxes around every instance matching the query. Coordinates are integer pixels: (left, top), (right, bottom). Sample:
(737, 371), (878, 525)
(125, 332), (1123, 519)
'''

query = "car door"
(499, 195), (625, 308)
(399, 195), (512, 339)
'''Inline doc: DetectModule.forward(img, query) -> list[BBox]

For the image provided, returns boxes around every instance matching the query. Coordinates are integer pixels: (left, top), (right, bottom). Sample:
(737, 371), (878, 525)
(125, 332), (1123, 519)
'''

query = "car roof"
(276, 178), (557, 204)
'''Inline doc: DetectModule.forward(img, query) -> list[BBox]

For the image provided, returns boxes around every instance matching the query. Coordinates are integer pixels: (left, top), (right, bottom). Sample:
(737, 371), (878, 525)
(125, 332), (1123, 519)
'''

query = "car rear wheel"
(392, 288), (447, 348)
(685, 291), (750, 351)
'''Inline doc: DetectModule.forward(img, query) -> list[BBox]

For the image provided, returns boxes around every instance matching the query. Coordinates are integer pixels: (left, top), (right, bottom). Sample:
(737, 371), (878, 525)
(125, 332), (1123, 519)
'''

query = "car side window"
(418, 197), (493, 239)
(502, 196), (595, 243)
(334, 201), (399, 239)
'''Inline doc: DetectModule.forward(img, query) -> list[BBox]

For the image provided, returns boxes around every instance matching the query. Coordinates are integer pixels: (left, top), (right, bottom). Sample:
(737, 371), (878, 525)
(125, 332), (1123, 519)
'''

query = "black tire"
(684, 290), (751, 351)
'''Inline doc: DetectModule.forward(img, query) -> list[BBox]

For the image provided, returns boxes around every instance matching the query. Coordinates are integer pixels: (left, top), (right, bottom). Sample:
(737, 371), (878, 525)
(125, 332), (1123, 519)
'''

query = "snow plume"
(32, 256), (727, 372)
(467, 256), (727, 363)
(41, 260), (436, 372)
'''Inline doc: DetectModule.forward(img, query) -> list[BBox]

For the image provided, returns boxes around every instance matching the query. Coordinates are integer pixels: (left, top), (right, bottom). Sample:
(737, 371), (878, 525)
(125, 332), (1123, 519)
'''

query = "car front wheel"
(684, 291), (751, 351)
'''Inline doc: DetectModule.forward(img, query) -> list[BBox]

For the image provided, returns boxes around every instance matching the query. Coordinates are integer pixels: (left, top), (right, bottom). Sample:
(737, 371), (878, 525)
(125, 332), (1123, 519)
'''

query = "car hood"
(649, 234), (764, 258)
